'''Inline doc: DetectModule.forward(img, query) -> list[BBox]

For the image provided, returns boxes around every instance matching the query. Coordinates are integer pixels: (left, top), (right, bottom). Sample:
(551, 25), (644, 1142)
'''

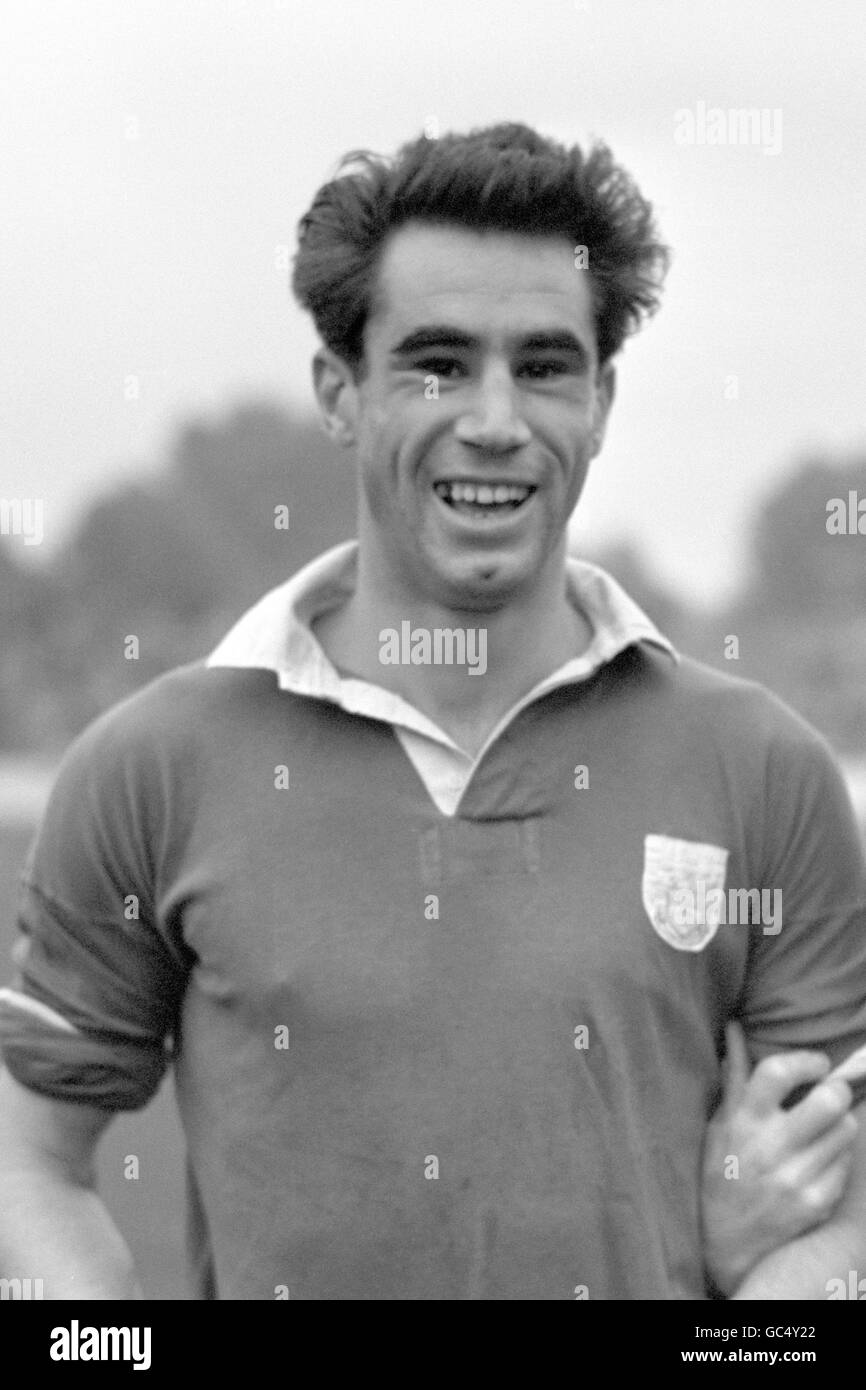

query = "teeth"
(435, 481), (533, 506)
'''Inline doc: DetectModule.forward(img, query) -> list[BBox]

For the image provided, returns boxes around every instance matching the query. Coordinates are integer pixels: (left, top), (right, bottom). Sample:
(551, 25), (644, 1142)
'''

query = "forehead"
(369, 221), (597, 344)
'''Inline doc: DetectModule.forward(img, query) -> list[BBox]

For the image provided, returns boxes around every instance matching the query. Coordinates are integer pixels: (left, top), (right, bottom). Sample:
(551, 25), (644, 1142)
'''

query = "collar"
(206, 540), (677, 747)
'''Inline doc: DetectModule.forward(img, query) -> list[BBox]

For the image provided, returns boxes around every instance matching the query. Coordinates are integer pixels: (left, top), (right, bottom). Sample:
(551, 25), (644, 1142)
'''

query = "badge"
(642, 834), (730, 952)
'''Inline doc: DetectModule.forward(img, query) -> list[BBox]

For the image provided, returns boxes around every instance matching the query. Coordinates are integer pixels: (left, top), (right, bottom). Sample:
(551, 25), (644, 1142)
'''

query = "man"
(1, 123), (864, 1300)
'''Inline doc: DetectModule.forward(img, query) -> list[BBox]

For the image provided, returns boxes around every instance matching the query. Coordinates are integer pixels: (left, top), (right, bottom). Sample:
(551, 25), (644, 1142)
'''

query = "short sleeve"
(0, 700), (190, 1110)
(738, 711), (866, 1100)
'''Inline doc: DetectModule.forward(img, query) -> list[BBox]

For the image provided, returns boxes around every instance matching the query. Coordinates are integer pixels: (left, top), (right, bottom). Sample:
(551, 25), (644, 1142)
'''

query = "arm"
(0, 1069), (142, 1299)
(0, 699), (188, 1303)
(713, 711), (866, 1297)
(730, 1098), (866, 1299)
(702, 1022), (858, 1296)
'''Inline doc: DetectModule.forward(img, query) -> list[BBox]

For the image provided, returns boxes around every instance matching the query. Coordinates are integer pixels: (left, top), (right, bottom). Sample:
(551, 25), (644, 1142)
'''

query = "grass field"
(0, 823), (188, 1300)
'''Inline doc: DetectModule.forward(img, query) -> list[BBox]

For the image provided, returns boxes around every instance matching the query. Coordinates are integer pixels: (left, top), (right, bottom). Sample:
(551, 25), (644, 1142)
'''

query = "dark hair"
(292, 122), (670, 372)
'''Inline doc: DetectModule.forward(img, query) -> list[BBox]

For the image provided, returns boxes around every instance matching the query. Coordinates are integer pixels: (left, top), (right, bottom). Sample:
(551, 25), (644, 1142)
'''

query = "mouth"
(433, 480), (537, 519)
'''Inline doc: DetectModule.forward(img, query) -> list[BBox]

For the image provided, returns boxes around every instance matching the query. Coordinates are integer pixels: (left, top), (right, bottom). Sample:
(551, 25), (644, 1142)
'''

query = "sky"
(2, 0), (865, 604)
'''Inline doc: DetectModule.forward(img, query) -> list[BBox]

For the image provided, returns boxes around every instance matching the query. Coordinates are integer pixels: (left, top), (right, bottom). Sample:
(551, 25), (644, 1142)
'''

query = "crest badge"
(642, 834), (730, 952)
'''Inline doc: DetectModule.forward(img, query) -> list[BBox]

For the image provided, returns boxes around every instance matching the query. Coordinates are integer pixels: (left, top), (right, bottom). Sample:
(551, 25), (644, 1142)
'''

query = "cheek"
(356, 435), (411, 528)
(535, 425), (592, 478)
(360, 406), (440, 493)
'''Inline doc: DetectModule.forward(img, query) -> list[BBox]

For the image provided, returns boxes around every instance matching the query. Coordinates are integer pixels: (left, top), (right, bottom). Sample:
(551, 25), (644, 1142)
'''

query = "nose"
(454, 366), (532, 452)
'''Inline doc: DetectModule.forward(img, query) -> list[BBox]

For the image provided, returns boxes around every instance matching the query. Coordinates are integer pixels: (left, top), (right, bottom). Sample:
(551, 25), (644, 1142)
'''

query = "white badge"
(642, 834), (730, 952)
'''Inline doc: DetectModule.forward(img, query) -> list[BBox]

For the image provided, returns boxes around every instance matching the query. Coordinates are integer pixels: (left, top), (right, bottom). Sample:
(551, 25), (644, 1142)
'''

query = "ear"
(589, 361), (616, 457)
(312, 348), (359, 448)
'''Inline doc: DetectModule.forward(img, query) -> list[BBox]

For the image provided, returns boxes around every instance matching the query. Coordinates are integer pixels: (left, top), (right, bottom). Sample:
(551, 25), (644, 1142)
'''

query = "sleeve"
(0, 700), (190, 1110)
(738, 707), (866, 1104)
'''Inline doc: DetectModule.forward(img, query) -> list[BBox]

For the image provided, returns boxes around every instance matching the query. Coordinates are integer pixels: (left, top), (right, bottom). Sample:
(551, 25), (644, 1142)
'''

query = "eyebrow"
(389, 326), (475, 354)
(389, 325), (589, 359)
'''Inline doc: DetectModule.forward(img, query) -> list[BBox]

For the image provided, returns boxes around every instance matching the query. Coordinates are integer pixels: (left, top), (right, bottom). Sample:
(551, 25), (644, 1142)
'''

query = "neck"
(312, 547), (593, 753)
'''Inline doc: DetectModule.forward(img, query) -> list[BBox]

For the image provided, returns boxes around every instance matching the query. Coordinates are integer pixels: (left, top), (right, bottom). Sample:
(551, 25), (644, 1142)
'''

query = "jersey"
(1, 547), (865, 1300)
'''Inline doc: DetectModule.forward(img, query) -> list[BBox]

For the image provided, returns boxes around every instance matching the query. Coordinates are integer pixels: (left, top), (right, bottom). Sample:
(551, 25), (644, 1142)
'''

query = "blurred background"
(1, 0), (864, 1298)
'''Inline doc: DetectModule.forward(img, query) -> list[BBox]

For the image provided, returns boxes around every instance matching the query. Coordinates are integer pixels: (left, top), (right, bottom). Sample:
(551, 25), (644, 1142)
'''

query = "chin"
(434, 555), (534, 611)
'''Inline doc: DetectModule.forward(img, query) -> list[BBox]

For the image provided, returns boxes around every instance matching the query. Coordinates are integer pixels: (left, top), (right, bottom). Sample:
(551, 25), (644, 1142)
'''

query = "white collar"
(205, 540), (677, 746)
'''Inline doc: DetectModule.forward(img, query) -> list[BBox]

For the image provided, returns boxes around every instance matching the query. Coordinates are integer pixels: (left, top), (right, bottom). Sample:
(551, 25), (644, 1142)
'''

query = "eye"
(518, 359), (570, 379)
(413, 357), (467, 379)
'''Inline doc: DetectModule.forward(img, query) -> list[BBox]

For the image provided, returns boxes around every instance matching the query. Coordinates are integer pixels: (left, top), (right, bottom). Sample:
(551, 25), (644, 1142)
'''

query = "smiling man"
(1, 123), (865, 1301)
(309, 220), (612, 754)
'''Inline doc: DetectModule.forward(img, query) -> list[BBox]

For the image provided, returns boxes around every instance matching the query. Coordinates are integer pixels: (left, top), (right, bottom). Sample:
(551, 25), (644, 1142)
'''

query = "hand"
(701, 1020), (858, 1296)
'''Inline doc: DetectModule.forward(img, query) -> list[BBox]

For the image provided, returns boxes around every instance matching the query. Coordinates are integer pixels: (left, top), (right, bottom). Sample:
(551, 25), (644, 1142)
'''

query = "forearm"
(0, 1161), (142, 1299)
(731, 1097), (866, 1300)
(730, 1218), (863, 1300)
